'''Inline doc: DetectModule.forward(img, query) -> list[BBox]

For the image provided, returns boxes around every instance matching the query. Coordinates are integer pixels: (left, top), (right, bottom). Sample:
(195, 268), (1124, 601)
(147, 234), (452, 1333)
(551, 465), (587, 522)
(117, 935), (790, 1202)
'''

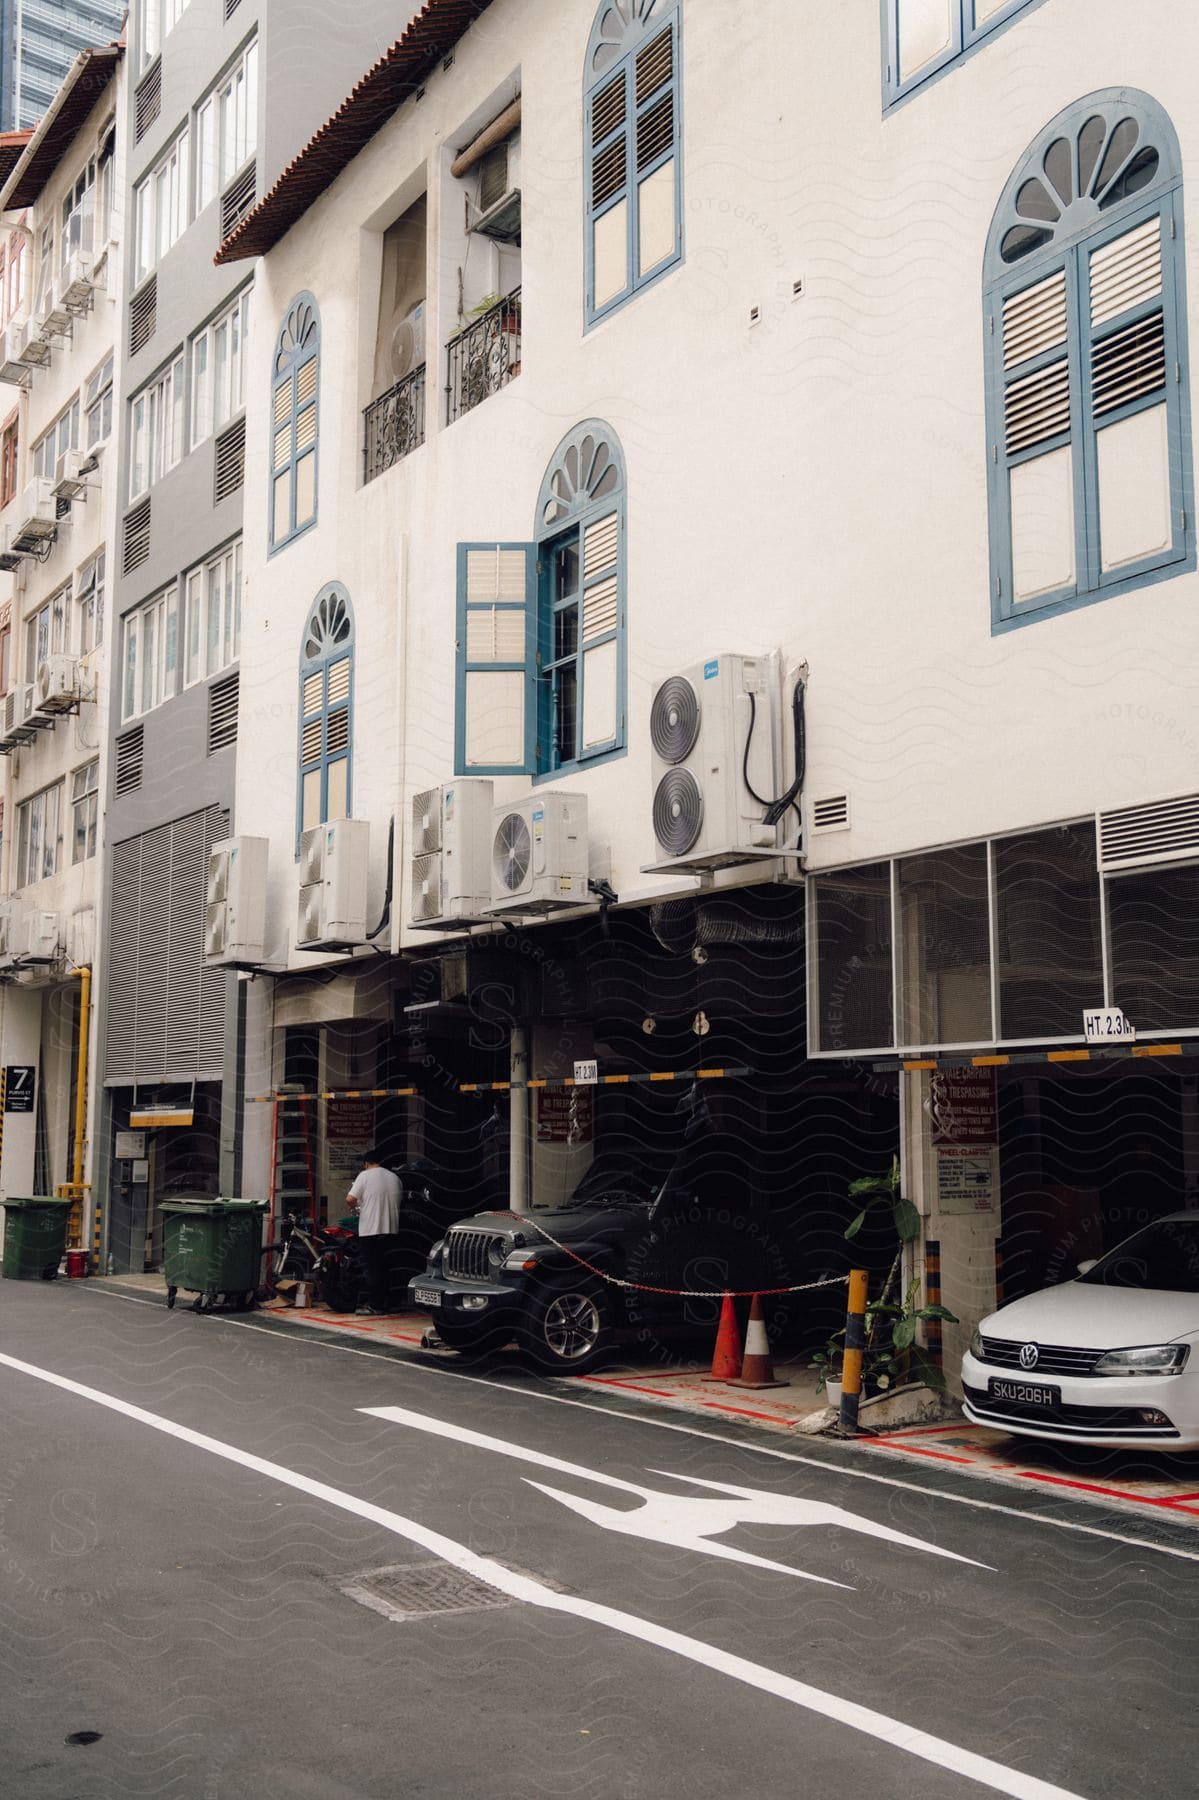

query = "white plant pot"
(824, 1378), (842, 1410)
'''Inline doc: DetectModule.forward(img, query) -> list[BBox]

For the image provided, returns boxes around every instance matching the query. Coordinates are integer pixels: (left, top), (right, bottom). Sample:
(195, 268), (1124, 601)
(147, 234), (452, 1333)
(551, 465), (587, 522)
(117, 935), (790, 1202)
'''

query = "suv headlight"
(503, 1248), (539, 1271)
(1092, 1343), (1189, 1377)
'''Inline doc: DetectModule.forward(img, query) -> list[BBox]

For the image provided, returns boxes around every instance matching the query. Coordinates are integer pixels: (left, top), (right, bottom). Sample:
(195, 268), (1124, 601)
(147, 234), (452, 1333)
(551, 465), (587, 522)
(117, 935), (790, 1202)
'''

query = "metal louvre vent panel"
(1090, 216), (1162, 328)
(650, 676), (700, 763)
(326, 710), (349, 754)
(1099, 792), (1199, 869)
(207, 673), (239, 753)
(296, 358), (318, 408)
(221, 164), (257, 239)
(466, 606), (524, 661)
(224, 0), (242, 17)
(1091, 313), (1165, 416)
(129, 278), (156, 356)
(135, 62), (162, 142)
(411, 853), (442, 921)
(583, 512), (618, 576)
(1002, 270), (1067, 369)
(979, 1337), (1106, 1376)
(582, 574), (618, 640)
(1004, 360), (1070, 454)
(445, 1229), (503, 1280)
(327, 657), (350, 704)
(467, 546), (525, 603)
(636, 93), (674, 172)
(635, 27), (673, 104)
(214, 418), (246, 502)
(105, 807), (230, 1083)
(303, 672), (323, 714)
(114, 727), (144, 795)
(123, 497), (151, 573)
(412, 790), (442, 856)
(812, 794), (850, 831)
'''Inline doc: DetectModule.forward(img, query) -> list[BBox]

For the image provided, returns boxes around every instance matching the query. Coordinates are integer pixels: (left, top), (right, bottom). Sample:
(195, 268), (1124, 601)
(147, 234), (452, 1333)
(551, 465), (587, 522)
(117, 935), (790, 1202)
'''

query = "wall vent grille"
(129, 277), (157, 355)
(811, 794), (850, 833)
(207, 673), (239, 754)
(214, 417), (245, 502)
(224, 0), (242, 16)
(220, 164), (257, 239)
(134, 61), (162, 142)
(114, 726), (144, 795)
(1098, 793), (1199, 871)
(122, 497), (151, 573)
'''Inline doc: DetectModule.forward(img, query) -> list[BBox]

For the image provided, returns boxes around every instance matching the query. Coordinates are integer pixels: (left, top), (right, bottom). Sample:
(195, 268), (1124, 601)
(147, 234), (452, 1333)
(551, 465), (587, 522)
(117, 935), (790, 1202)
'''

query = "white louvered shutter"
(456, 543), (536, 774)
(579, 510), (621, 754)
(1001, 267), (1076, 603)
(1087, 212), (1173, 574)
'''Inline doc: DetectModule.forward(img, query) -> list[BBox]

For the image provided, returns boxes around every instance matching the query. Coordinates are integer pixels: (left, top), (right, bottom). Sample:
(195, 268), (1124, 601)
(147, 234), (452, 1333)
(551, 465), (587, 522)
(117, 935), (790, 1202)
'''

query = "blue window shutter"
(297, 583), (354, 849)
(455, 543), (537, 776)
(271, 293), (320, 554)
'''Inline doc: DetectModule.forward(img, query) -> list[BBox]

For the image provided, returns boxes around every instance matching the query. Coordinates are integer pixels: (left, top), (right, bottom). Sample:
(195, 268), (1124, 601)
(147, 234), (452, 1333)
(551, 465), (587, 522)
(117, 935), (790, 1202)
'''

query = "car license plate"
(412, 1286), (441, 1308)
(989, 1378), (1060, 1408)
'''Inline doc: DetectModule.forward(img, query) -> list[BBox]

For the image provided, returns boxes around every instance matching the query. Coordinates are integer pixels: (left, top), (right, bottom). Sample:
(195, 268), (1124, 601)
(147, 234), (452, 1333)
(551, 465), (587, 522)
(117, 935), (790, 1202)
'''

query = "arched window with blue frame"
(271, 292), (320, 553)
(984, 90), (1193, 630)
(584, 0), (682, 326)
(298, 582), (353, 842)
(454, 421), (627, 777)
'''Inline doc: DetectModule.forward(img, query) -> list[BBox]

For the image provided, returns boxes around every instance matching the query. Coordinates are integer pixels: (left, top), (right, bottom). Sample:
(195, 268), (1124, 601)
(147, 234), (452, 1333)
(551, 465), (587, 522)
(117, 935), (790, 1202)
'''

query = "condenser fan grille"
(653, 768), (704, 857)
(493, 812), (532, 892)
(650, 675), (700, 764)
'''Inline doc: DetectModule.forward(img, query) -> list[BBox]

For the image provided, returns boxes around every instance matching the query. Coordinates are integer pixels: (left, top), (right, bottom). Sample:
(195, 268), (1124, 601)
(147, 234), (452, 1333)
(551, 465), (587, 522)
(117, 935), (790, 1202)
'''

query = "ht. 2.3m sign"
(1082, 1008), (1136, 1044)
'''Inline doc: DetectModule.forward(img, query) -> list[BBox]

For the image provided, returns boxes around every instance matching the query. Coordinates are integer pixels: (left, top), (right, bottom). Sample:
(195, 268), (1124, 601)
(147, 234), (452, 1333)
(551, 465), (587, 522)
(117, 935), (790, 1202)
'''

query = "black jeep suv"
(407, 1135), (790, 1373)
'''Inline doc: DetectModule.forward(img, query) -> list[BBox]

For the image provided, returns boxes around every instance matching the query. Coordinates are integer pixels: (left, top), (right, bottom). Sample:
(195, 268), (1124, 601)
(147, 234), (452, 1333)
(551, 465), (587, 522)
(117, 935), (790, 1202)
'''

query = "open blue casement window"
(584, 0), (682, 326)
(298, 582), (353, 847)
(454, 421), (627, 777)
(984, 91), (1193, 631)
(884, 0), (1039, 107)
(271, 292), (320, 553)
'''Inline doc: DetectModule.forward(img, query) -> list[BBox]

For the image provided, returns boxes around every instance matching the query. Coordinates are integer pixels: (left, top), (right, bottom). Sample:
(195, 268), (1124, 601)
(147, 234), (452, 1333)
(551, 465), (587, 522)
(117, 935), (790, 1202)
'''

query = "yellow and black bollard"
(839, 1268), (870, 1434)
(924, 1240), (943, 1367)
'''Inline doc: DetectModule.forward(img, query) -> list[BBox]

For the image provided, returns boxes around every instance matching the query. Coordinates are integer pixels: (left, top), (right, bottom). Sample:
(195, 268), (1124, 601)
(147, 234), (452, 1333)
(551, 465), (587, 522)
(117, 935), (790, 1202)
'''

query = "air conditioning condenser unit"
(409, 779), (493, 928)
(486, 793), (590, 915)
(297, 818), (370, 949)
(205, 836), (269, 965)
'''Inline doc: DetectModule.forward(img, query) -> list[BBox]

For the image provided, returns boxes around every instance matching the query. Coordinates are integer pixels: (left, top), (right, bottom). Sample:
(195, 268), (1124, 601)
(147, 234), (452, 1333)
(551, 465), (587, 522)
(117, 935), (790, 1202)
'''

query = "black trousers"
(359, 1234), (394, 1310)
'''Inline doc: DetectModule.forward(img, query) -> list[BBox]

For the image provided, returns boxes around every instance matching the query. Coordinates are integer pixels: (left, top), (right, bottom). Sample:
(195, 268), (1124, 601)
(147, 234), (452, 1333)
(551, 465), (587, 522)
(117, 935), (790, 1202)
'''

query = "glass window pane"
(896, 0), (954, 82)
(1109, 866), (1199, 1032)
(897, 844), (992, 1046)
(995, 824), (1102, 1038)
(814, 864), (895, 1051)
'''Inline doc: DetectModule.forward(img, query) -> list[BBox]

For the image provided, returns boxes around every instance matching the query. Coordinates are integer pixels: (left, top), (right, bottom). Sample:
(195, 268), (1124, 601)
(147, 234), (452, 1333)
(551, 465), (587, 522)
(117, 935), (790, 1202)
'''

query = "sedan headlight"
(969, 1325), (984, 1358)
(1092, 1343), (1190, 1377)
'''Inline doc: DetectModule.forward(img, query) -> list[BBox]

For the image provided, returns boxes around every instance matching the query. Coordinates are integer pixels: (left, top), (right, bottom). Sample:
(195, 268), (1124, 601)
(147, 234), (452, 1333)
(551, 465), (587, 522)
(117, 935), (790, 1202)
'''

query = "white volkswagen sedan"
(961, 1211), (1199, 1451)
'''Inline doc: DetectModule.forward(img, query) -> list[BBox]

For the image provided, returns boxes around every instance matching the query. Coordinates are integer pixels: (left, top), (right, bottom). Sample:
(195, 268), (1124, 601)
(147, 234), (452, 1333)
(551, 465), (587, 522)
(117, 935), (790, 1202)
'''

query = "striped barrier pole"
(925, 1240), (942, 1367)
(838, 1268), (870, 1434)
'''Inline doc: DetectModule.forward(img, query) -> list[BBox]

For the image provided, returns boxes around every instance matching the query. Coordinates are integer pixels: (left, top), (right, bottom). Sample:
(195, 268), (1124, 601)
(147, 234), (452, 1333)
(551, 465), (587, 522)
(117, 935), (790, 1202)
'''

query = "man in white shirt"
(346, 1151), (403, 1315)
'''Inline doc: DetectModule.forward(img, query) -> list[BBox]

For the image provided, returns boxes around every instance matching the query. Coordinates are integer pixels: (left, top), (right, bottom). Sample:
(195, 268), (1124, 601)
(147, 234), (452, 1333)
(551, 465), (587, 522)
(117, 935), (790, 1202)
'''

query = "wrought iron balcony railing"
(363, 364), (426, 483)
(446, 288), (522, 425)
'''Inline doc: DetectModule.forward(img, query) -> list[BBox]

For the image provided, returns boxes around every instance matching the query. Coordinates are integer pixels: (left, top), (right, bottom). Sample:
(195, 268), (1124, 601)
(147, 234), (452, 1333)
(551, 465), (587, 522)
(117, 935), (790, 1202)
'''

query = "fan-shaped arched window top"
(272, 292), (320, 553)
(984, 92), (1192, 629)
(584, 0), (682, 325)
(298, 581), (353, 840)
(454, 422), (628, 778)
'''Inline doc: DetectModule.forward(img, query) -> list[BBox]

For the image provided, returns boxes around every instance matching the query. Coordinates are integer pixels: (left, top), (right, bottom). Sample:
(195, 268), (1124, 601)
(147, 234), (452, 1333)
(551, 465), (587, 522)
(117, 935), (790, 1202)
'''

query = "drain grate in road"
(340, 1560), (518, 1623)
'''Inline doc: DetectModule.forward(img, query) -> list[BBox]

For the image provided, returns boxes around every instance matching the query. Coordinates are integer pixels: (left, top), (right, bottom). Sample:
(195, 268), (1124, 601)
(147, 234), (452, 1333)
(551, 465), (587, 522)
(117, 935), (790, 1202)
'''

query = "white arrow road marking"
(0, 1353), (1090, 1800)
(362, 1403), (992, 1581)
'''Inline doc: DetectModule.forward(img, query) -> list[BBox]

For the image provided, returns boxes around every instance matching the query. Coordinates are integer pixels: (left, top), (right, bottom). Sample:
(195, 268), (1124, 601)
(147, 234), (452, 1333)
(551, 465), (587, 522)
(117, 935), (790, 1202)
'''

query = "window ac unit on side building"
(486, 793), (590, 915)
(0, 324), (33, 386)
(36, 654), (82, 715)
(23, 910), (60, 963)
(409, 778), (493, 928)
(58, 255), (96, 314)
(0, 901), (18, 968)
(297, 818), (370, 949)
(52, 448), (91, 501)
(11, 479), (58, 552)
(205, 836), (269, 965)
(647, 653), (782, 871)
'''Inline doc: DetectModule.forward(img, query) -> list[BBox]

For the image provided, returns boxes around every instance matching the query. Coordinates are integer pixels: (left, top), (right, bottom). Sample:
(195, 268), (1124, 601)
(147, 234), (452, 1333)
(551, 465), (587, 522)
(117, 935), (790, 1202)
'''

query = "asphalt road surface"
(1, 1280), (1196, 1800)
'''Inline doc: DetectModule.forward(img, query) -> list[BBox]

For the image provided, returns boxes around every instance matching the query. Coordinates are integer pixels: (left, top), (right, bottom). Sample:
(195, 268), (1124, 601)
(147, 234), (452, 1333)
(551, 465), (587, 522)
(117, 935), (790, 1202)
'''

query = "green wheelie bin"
(160, 1198), (268, 1314)
(2, 1196), (73, 1280)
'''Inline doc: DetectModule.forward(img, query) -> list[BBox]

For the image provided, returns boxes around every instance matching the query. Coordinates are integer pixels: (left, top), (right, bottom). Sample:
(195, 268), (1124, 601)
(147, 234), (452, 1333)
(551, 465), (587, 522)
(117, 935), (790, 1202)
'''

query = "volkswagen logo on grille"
(1019, 1342), (1040, 1370)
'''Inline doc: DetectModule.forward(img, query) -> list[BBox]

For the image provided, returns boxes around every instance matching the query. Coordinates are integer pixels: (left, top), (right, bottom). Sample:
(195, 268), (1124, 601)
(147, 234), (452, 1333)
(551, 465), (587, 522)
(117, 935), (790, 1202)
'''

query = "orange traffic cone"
(730, 1293), (789, 1389)
(702, 1293), (743, 1383)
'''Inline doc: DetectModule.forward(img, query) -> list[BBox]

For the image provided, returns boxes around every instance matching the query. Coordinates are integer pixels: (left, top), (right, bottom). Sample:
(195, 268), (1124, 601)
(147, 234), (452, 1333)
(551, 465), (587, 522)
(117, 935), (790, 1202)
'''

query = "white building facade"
(0, 44), (124, 1251)
(204, 0), (1199, 1367)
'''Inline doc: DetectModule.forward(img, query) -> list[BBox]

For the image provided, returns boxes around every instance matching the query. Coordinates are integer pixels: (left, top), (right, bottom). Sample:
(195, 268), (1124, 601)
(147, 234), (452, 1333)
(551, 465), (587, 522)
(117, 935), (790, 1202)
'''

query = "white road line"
(0, 1347), (1087, 1800)
(80, 1286), (1199, 1565)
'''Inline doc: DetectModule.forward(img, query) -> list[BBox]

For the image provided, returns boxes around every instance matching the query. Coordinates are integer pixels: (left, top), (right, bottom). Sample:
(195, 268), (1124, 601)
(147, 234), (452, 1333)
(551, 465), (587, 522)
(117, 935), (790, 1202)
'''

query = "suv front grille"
(445, 1229), (504, 1281)
(979, 1336), (1107, 1377)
